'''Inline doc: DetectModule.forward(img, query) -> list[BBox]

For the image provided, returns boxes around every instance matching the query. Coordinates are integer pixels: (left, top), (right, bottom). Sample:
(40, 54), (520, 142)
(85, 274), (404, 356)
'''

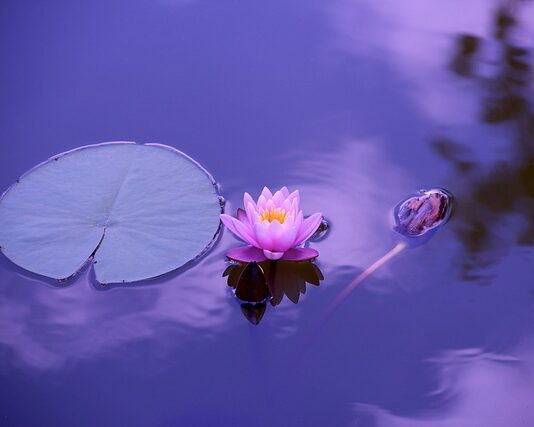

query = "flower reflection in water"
(223, 260), (324, 325)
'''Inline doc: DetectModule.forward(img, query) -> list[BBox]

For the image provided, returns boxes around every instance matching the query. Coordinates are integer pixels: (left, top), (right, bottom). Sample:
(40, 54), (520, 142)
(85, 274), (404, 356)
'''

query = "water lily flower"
(220, 187), (322, 262)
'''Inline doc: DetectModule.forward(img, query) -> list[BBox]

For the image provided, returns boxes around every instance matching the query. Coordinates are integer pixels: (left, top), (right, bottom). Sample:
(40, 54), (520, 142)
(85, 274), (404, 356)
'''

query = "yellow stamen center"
(259, 208), (287, 224)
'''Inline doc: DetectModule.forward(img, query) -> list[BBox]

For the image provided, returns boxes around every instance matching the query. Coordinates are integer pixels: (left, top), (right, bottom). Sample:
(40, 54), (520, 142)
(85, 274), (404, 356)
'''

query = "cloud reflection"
(327, 0), (534, 126)
(286, 139), (412, 277)
(0, 139), (413, 371)
(352, 341), (534, 426)
(0, 249), (232, 371)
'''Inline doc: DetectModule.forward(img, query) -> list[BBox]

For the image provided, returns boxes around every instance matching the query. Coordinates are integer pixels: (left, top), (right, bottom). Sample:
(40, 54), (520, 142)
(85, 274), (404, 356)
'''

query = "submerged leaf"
(240, 302), (267, 325)
(0, 142), (222, 284)
(235, 262), (269, 303)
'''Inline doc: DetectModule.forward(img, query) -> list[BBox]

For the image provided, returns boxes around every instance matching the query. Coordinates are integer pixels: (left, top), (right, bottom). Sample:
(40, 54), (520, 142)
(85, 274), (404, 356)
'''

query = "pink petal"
(225, 246), (319, 262)
(269, 220), (298, 252)
(232, 220), (260, 247)
(292, 211), (304, 236)
(220, 214), (259, 247)
(265, 199), (276, 210)
(261, 187), (273, 199)
(253, 221), (273, 249)
(243, 192), (256, 210)
(263, 249), (284, 260)
(226, 246), (267, 263)
(237, 208), (247, 222)
(245, 202), (258, 226)
(280, 186), (290, 197)
(281, 210), (296, 227)
(272, 189), (286, 206)
(281, 199), (293, 211)
(281, 247), (319, 261)
(294, 213), (323, 246)
(288, 190), (300, 206)
(257, 195), (268, 210)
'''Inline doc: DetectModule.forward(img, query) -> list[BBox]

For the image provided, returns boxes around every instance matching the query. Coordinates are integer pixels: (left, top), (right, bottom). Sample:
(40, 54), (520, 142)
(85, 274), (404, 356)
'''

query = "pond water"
(1, 1), (534, 426)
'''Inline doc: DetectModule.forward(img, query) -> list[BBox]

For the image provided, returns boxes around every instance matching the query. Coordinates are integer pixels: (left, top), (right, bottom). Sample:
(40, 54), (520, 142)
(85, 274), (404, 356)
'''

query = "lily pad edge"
(0, 141), (225, 286)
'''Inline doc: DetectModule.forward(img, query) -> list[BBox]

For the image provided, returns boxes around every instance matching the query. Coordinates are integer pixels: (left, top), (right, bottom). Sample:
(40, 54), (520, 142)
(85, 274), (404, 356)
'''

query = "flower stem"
(302, 242), (407, 351)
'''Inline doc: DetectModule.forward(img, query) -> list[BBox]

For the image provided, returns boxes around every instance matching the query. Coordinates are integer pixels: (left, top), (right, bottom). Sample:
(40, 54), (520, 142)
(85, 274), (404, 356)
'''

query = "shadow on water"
(223, 260), (324, 325)
(434, 1), (534, 283)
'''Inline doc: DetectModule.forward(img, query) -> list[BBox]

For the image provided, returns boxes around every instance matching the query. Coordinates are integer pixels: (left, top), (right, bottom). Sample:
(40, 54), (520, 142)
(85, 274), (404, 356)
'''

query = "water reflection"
(328, 0), (533, 284)
(329, 0), (533, 125)
(1, 0), (533, 424)
(224, 260), (324, 325)
(0, 249), (233, 371)
(0, 138), (412, 371)
(328, 0), (484, 124)
(433, 2), (534, 282)
(286, 140), (413, 279)
(352, 341), (534, 426)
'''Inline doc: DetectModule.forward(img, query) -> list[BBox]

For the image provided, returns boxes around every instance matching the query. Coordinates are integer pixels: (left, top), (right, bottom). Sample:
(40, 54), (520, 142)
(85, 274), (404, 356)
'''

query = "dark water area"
(1, 0), (534, 426)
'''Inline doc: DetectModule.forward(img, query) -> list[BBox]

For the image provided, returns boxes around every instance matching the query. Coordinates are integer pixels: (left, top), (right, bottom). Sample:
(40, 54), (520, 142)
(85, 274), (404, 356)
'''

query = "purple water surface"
(1, 0), (534, 426)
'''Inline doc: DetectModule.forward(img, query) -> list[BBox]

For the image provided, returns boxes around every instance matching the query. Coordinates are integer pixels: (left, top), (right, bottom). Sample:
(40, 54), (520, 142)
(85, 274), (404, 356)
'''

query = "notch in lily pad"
(0, 142), (223, 284)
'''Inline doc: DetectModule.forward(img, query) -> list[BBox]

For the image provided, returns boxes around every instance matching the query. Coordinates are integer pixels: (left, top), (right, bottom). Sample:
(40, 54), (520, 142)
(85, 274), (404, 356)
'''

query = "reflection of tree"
(223, 260), (324, 324)
(436, 2), (534, 282)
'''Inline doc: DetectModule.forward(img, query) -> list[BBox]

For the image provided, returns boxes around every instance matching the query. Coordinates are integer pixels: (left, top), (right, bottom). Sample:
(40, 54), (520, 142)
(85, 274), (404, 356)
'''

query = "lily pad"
(0, 142), (222, 284)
